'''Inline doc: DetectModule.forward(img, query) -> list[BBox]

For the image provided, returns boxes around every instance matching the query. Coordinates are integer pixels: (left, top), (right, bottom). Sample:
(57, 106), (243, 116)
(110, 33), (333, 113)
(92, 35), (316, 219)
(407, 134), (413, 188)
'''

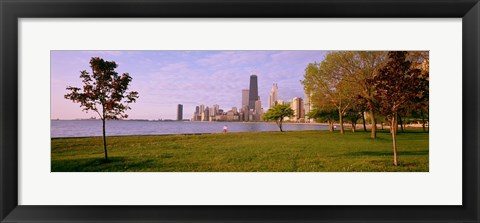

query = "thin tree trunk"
(278, 120), (283, 132)
(329, 121), (334, 132)
(399, 116), (404, 133)
(394, 117), (398, 135)
(362, 111), (367, 132)
(421, 110), (426, 132)
(369, 110), (376, 138)
(351, 121), (356, 133)
(392, 114), (398, 166)
(339, 110), (344, 134)
(102, 118), (108, 160)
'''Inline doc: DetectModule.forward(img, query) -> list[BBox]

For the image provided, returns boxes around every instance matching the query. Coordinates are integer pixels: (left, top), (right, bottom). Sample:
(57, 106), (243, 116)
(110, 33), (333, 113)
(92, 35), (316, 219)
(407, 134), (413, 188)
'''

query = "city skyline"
(192, 74), (265, 122)
(51, 50), (327, 120)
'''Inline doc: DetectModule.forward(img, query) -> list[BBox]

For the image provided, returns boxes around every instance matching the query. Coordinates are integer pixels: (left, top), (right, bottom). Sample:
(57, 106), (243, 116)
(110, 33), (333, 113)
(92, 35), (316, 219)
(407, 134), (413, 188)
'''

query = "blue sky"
(51, 50), (326, 120)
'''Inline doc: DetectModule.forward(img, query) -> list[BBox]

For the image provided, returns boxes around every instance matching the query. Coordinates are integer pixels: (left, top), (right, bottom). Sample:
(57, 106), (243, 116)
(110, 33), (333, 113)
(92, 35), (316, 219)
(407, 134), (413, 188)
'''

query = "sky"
(51, 50), (327, 120)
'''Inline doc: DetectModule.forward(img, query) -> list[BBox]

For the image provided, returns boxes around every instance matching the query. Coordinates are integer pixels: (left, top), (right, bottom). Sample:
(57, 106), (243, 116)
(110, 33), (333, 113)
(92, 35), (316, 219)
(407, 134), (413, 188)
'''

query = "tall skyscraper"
(177, 104), (183, 121)
(248, 75), (258, 109)
(242, 89), (249, 108)
(268, 83), (279, 109)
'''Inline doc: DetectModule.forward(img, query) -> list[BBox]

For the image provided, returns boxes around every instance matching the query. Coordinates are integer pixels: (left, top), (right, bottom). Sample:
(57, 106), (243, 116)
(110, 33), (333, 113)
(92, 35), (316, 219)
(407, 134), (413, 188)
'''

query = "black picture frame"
(1, 0), (479, 222)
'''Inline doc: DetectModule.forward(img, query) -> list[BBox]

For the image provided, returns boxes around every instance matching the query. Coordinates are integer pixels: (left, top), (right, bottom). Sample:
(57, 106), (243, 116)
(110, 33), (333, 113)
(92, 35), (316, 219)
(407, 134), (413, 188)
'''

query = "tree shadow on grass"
(343, 150), (429, 157)
(52, 157), (158, 172)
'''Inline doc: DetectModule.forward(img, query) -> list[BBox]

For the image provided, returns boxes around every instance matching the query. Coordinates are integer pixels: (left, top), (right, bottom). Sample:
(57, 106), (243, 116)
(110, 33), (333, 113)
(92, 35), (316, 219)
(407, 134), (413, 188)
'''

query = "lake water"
(51, 120), (330, 138)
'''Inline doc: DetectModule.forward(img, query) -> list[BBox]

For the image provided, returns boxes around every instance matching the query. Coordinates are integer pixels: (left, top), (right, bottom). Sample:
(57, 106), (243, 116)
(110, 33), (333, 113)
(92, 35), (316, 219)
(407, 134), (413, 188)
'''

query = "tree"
(408, 51), (430, 132)
(302, 54), (357, 134)
(65, 57), (139, 160)
(368, 51), (426, 166)
(263, 103), (294, 132)
(345, 109), (362, 133)
(354, 97), (369, 132)
(307, 106), (338, 132)
(335, 51), (387, 138)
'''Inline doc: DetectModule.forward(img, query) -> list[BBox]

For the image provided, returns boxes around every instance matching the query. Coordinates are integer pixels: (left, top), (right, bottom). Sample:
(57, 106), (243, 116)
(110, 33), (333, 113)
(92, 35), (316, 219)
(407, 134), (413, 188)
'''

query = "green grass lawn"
(51, 130), (428, 172)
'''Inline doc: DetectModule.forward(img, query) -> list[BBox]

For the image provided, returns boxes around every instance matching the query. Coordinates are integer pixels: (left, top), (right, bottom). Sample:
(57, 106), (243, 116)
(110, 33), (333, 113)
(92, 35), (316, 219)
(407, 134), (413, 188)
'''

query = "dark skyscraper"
(177, 104), (183, 121)
(248, 75), (258, 109)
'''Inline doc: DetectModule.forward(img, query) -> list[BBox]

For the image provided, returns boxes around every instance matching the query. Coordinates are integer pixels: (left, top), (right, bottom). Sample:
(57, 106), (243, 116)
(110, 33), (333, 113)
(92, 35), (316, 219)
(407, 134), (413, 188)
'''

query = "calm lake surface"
(51, 120), (330, 138)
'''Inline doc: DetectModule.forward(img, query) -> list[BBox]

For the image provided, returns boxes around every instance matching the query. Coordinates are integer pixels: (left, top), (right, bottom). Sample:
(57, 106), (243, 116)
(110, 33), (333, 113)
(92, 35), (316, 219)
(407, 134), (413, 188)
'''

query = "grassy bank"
(51, 130), (428, 172)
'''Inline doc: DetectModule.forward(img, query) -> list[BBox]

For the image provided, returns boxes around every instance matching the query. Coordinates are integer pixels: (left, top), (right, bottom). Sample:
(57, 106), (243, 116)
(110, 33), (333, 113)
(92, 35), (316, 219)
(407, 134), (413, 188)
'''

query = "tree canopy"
(307, 106), (338, 132)
(263, 103), (294, 132)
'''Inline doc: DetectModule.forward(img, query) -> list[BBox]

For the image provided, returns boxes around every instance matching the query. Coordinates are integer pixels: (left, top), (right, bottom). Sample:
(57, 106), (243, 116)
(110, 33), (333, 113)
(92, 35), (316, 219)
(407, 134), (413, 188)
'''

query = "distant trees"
(65, 57), (139, 160)
(263, 103), (294, 132)
(345, 108), (362, 133)
(307, 106), (338, 132)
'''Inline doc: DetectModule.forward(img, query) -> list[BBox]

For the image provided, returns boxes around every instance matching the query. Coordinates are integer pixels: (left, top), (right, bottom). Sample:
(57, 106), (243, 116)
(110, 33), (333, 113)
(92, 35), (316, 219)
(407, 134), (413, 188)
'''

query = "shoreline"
(50, 127), (428, 140)
(50, 129), (328, 140)
(51, 119), (428, 128)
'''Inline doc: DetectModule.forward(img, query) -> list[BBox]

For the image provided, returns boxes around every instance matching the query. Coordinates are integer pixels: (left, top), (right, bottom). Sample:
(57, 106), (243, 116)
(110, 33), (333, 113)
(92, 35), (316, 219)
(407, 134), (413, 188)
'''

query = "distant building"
(209, 107), (215, 121)
(199, 104), (205, 121)
(248, 75), (259, 109)
(213, 104), (220, 116)
(202, 106), (210, 122)
(268, 83), (279, 109)
(242, 89), (249, 108)
(192, 106), (200, 121)
(254, 98), (263, 121)
(199, 104), (205, 115)
(291, 97), (305, 122)
(241, 105), (249, 121)
(177, 104), (183, 121)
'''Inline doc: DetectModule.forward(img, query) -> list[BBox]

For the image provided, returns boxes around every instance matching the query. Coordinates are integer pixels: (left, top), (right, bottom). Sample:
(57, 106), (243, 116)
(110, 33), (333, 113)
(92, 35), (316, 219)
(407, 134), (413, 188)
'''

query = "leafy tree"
(303, 51), (386, 136)
(65, 57), (139, 160)
(307, 106), (338, 132)
(302, 54), (358, 134)
(336, 51), (387, 138)
(345, 109), (362, 133)
(263, 103), (294, 132)
(408, 51), (430, 132)
(353, 97), (370, 132)
(368, 51), (426, 166)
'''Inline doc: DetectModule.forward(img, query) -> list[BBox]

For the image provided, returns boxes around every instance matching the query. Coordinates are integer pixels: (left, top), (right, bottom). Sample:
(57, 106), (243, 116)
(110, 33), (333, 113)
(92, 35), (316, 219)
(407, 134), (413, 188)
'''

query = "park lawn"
(51, 130), (428, 172)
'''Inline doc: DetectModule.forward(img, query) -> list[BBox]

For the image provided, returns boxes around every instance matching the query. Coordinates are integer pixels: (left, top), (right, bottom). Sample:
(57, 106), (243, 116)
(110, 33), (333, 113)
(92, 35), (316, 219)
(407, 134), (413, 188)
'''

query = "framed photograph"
(1, 0), (478, 222)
